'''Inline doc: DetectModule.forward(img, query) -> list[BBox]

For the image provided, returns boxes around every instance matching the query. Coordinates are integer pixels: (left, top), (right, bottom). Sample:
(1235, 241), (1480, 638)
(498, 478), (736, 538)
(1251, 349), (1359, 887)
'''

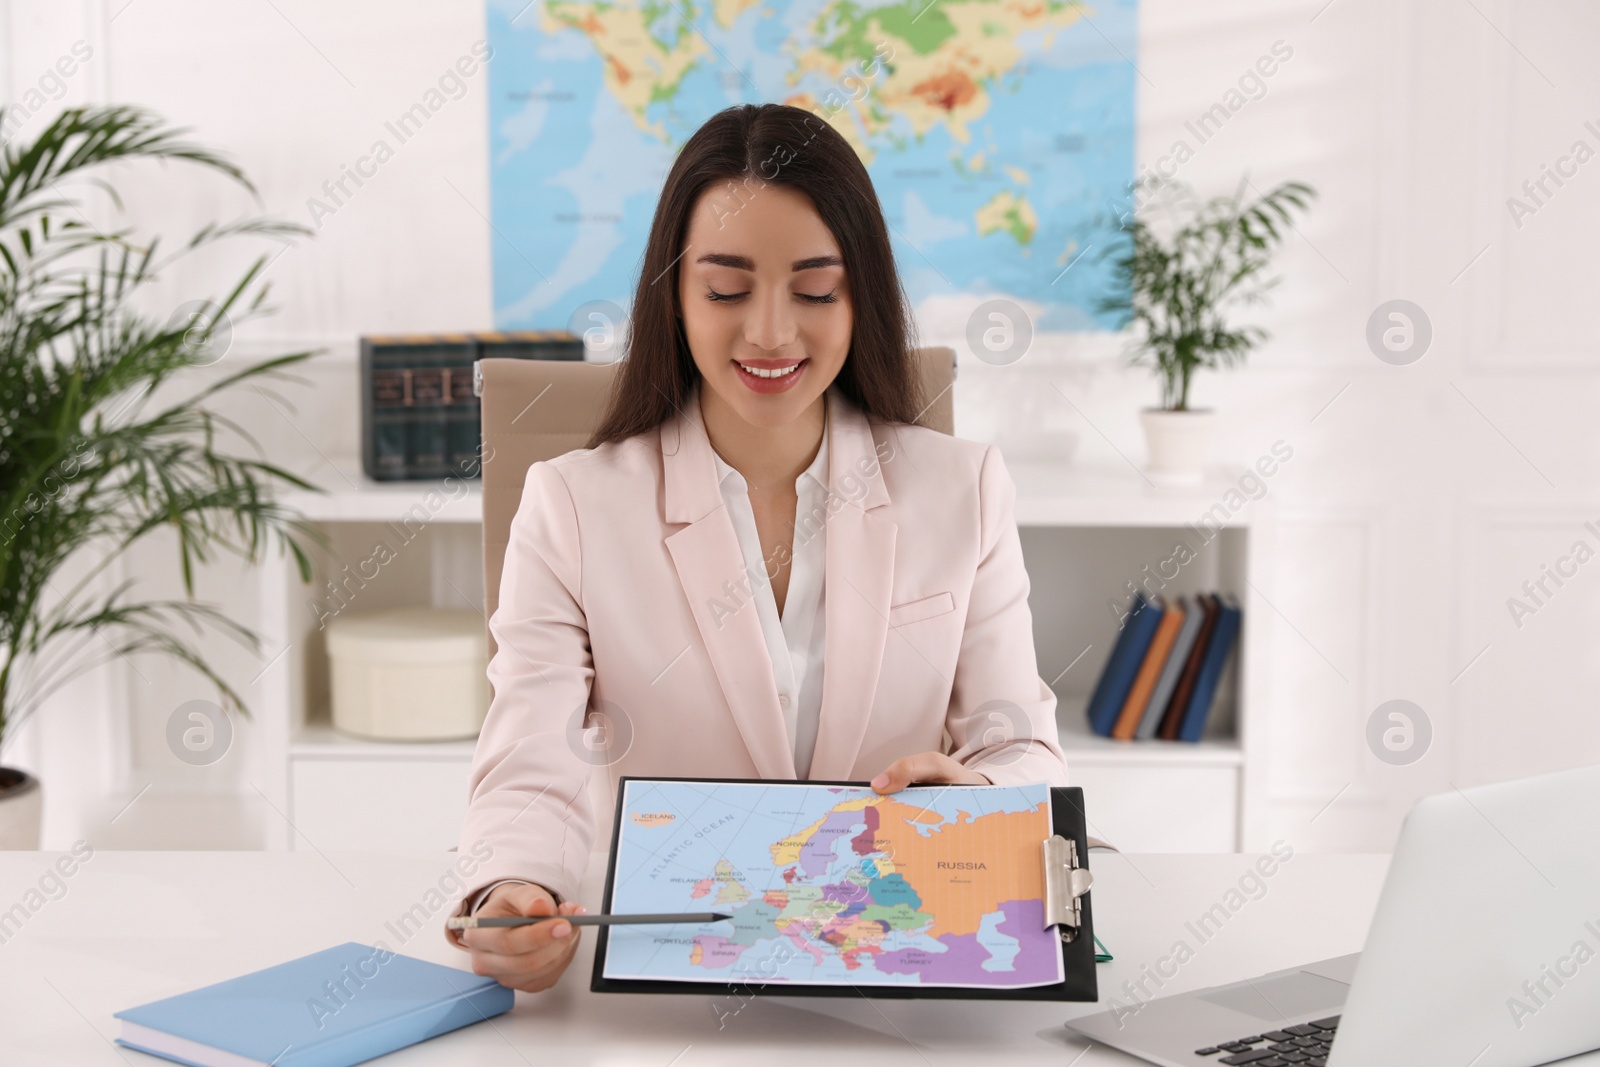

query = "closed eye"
(705, 287), (838, 304)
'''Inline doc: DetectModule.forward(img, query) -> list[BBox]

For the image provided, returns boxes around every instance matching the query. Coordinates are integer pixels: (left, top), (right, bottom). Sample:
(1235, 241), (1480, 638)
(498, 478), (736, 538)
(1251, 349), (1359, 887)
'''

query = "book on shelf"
(1081, 591), (1241, 743)
(1137, 594), (1206, 739)
(359, 330), (585, 482)
(1173, 594), (1241, 743)
(407, 349), (450, 478)
(1111, 596), (1185, 740)
(1083, 592), (1164, 738)
(1159, 594), (1220, 741)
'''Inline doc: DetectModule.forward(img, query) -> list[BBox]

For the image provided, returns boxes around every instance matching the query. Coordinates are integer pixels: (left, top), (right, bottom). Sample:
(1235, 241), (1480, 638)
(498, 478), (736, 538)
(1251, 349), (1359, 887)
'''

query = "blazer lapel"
(807, 392), (896, 781)
(661, 388), (796, 779)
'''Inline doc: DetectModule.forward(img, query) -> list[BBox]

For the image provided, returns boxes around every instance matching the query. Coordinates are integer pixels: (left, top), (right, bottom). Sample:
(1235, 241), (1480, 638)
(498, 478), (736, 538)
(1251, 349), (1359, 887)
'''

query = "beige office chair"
(477, 346), (955, 669)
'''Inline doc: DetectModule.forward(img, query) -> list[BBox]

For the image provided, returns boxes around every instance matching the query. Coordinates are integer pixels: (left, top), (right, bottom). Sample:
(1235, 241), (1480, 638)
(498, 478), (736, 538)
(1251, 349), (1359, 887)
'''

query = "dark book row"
(359, 332), (584, 481)
(1084, 592), (1241, 742)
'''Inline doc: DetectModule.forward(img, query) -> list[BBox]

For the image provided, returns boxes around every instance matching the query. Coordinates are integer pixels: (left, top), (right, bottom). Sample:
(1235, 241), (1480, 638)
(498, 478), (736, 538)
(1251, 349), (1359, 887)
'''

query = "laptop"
(1066, 762), (1600, 1067)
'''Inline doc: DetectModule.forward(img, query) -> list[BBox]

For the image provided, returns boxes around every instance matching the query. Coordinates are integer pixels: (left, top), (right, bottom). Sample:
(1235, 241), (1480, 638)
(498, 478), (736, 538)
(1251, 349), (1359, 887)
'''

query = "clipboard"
(590, 776), (1098, 1001)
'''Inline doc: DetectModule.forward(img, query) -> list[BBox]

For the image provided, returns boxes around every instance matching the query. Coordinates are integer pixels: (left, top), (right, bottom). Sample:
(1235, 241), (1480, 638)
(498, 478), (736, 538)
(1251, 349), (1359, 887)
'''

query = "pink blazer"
(456, 383), (1069, 904)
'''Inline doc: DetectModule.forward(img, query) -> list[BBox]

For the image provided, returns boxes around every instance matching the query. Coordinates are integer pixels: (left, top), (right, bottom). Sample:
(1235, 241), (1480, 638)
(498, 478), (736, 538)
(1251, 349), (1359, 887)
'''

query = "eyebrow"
(694, 252), (843, 272)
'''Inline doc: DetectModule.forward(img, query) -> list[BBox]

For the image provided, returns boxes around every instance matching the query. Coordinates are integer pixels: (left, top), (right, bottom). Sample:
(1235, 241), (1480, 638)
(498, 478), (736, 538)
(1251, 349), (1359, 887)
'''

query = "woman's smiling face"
(677, 179), (854, 430)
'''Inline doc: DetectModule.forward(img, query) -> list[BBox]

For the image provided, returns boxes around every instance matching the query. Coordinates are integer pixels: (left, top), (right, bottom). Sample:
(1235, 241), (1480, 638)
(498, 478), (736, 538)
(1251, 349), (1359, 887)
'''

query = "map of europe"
(484, 0), (1136, 332)
(601, 780), (1064, 987)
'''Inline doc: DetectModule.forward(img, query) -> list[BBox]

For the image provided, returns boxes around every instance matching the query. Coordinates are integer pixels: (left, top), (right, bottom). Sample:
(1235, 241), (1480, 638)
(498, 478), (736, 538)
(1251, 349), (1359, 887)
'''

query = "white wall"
(5, 0), (1597, 851)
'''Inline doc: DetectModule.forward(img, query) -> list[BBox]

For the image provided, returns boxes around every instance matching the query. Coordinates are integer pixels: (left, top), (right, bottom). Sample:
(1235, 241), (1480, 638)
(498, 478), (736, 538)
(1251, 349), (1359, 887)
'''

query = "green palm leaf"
(0, 104), (327, 752)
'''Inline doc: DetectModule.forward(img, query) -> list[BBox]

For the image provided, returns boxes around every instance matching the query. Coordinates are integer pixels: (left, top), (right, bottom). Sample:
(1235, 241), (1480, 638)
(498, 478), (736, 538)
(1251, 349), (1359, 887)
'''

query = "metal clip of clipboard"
(1042, 834), (1094, 943)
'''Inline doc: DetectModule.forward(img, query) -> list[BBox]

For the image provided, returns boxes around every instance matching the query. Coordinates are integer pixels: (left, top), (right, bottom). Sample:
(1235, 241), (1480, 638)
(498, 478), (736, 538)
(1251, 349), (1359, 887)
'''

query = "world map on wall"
(601, 780), (1064, 987)
(484, 0), (1136, 333)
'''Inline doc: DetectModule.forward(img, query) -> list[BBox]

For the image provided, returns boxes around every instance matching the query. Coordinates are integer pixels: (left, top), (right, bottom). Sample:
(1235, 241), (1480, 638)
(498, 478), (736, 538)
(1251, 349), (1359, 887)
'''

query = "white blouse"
(709, 421), (829, 779)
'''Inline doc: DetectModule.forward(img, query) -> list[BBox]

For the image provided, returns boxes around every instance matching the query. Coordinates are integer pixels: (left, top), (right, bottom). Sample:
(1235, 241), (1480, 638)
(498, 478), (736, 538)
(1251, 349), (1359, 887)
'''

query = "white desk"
(3, 848), (1576, 1066)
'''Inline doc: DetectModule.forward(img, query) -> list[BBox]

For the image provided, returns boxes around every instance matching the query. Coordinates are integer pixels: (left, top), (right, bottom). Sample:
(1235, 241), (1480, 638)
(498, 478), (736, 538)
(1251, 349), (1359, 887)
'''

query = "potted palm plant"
(0, 105), (325, 847)
(1098, 177), (1316, 485)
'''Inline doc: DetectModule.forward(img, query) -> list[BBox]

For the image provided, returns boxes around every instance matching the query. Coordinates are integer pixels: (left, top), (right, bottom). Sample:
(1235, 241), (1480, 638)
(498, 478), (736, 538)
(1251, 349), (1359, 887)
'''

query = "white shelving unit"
(254, 461), (487, 853)
(254, 457), (1272, 854)
(1007, 459), (1273, 852)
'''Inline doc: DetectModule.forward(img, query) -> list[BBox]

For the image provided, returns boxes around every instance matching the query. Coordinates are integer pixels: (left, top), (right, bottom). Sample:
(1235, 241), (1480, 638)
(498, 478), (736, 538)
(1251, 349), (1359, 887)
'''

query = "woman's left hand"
(869, 751), (992, 793)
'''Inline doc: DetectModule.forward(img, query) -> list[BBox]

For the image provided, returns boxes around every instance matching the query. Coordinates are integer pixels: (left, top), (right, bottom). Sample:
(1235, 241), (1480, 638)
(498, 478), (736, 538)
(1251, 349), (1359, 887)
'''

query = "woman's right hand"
(455, 883), (585, 992)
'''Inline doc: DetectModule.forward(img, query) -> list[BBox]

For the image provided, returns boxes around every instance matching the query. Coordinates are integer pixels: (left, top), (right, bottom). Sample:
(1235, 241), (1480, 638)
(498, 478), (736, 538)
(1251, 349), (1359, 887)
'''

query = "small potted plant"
(1097, 177), (1316, 485)
(0, 105), (324, 847)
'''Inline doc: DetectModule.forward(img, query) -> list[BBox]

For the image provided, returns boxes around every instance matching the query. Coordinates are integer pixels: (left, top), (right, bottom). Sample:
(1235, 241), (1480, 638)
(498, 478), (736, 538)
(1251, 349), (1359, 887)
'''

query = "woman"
(448, 103), (1068, 990)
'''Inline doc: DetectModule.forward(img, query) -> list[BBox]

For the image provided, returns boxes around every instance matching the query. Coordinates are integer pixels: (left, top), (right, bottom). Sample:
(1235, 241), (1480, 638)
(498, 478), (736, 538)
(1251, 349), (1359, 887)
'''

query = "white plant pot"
(1140, 408), (1215, 486)
(0, 767), (42, 850)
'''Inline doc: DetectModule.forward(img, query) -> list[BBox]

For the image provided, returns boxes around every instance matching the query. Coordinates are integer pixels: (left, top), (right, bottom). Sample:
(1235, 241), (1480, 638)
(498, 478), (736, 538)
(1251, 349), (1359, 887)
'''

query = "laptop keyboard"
(1193, 1016), (1339, 1065)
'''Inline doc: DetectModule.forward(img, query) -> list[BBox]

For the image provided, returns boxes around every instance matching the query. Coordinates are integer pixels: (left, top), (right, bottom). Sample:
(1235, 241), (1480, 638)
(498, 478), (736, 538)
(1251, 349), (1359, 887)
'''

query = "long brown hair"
(587, 103), (922, 448)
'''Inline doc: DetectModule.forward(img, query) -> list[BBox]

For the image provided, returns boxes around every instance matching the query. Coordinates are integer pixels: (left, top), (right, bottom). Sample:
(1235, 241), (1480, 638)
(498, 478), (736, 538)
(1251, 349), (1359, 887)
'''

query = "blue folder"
(113, 941), (512, 1067)
(1176, 596), (1242, 742)
(1083, 592), (1165, 737)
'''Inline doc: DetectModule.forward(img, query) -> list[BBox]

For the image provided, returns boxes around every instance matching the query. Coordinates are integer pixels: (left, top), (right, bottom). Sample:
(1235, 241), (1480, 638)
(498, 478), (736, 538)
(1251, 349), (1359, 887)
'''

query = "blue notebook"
(1084, 592), (1165, 737)
(1176, 595), (1242, 742)
(113, 942), (513, 1067)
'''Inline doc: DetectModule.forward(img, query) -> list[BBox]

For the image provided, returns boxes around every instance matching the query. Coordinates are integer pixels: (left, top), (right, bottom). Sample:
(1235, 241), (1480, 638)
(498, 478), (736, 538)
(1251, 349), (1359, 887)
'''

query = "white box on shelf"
(325, 607), (488, 741)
